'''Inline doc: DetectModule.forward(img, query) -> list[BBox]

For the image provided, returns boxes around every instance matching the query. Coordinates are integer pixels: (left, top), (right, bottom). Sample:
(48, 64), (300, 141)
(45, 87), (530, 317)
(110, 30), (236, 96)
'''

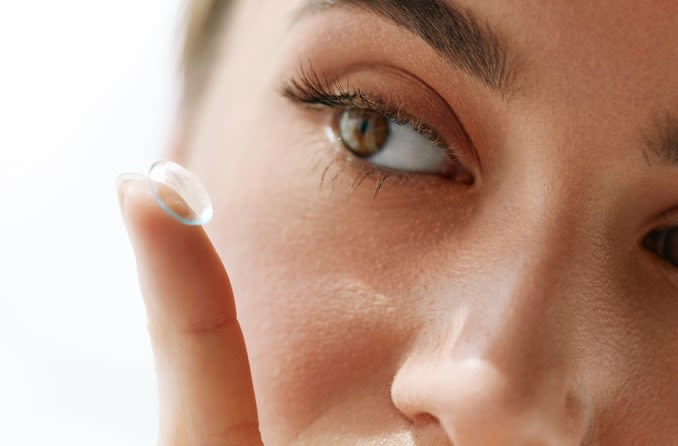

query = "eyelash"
(280, 64), (454, 198)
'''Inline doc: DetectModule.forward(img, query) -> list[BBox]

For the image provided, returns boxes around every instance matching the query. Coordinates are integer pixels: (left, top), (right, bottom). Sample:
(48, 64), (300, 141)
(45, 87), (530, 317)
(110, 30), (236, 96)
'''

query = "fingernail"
(147, 160), (213, 226)
(116, 172), (146, 207)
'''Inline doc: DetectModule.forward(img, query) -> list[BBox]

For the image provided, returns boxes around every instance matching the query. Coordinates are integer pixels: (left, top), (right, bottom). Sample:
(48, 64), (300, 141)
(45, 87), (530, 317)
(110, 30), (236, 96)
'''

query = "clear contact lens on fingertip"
(148, 160), (213, 226)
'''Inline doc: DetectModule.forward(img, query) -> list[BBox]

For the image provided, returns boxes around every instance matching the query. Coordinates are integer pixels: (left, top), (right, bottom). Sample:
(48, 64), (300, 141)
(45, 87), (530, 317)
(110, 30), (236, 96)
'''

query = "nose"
(391, 253), (588, 445)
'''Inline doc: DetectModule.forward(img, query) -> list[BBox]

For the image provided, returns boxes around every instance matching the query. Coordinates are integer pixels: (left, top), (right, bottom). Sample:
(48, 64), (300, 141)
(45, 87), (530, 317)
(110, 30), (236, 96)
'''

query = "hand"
(117, 174), (264, 446)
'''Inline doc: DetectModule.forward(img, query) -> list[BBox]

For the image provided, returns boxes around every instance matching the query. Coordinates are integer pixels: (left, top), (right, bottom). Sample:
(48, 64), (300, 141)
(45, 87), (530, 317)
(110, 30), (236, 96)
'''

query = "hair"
(181, 0), (234, 111)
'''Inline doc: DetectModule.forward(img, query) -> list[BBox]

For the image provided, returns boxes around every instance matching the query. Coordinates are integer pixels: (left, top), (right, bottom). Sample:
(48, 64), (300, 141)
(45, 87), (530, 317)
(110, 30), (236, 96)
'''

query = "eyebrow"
(643, 114), (678, 167)
(294, 0), (520, 96)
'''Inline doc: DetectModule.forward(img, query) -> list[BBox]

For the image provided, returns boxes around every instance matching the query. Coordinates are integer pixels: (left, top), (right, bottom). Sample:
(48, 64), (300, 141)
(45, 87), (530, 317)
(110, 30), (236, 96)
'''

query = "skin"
(119, 0), (678, 444)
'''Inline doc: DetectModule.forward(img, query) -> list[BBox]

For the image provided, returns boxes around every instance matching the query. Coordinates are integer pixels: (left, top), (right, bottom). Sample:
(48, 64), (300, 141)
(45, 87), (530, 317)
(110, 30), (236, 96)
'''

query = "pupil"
(360, 119), (369, 135)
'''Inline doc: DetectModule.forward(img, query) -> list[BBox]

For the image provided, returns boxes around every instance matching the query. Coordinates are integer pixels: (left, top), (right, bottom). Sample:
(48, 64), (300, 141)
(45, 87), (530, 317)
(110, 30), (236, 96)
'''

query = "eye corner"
(641, 228), (664, 252)
(641, 226), (678, 270)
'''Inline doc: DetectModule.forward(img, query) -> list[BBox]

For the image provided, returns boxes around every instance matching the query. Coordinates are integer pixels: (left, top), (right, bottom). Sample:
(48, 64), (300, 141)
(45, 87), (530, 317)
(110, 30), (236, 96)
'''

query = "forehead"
(489, 0), (678, 79)
(472, 0), (677, 108)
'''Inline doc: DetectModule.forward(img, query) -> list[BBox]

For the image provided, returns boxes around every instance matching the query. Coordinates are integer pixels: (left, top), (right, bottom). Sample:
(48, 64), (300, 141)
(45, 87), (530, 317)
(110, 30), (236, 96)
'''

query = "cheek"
(209, 207), (429, 436)
(240, 277), (410, 417)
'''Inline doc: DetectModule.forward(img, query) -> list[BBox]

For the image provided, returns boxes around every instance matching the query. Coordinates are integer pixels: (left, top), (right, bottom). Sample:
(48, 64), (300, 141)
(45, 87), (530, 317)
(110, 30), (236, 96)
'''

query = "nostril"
(408, 413), (455, 446)
(412, 412), (439, 426)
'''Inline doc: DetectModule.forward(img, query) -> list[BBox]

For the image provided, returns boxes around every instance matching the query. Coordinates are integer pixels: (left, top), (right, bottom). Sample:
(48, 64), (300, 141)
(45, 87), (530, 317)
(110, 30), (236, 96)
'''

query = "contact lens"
(148, 160), (213, 226)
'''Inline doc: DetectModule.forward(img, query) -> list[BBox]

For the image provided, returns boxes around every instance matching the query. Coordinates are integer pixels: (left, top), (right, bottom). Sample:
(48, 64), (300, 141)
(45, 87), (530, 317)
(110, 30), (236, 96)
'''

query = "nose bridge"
(480, 224), (575, 374)
(468, 169), (586, 361)
(472, 172), (590, 396)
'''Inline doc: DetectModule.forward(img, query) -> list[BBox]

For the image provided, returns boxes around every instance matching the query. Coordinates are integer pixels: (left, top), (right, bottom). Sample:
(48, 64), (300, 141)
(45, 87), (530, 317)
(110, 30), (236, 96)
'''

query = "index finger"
(118, 172), (263, 446)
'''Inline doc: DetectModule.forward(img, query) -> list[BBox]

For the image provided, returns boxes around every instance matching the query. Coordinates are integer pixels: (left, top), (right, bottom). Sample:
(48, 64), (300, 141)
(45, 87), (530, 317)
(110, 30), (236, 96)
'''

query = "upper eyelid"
(282, 69), (450, 149)
(289, 85), (451, 155)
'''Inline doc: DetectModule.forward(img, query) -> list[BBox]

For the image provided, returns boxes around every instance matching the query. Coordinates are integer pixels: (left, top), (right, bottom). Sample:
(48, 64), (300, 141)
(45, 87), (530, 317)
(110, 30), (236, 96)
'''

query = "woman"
(117, 0), (678, 444)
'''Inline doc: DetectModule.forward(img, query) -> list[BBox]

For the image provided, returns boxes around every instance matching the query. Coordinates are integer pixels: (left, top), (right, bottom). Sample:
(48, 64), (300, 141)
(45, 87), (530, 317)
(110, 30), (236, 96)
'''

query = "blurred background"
(0, 1), (184, 444)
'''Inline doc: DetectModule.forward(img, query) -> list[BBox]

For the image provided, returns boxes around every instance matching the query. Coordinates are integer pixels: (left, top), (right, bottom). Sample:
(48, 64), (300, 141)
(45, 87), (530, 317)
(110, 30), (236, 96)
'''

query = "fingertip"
(117, 170), (195, 233)
(116, 172), (147, 212)
(119, 175), (194, 241)
(117, 169), (234, 329)
(117, 161), (213, 227)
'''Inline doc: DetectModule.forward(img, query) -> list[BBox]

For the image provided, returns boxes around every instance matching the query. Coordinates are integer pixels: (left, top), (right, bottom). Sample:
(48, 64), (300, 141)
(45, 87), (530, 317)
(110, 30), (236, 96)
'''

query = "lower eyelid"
(320, 139), (407, 198)
(291, 114), (406, 199)
(640, 248), (678, 291)
(310, 153), (386, 199)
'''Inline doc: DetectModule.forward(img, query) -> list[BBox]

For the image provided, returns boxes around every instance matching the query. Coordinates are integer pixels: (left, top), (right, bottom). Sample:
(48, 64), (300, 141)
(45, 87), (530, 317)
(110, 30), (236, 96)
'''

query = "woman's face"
(182, 1), (678, 444)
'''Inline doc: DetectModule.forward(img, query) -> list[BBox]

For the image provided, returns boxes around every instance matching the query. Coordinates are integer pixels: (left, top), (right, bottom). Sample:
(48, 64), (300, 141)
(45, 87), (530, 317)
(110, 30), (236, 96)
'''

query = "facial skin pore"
(178, 0), (678, 444)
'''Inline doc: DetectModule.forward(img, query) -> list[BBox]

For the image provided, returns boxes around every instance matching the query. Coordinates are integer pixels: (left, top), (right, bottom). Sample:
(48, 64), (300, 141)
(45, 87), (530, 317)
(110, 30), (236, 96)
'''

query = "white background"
(0, 1), (184, 444)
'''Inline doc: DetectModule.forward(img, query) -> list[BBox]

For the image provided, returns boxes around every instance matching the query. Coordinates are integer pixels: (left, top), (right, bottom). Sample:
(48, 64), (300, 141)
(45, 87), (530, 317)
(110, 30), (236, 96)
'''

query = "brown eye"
(643, 227), (678, 267)
(336, 108), (390, 157)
